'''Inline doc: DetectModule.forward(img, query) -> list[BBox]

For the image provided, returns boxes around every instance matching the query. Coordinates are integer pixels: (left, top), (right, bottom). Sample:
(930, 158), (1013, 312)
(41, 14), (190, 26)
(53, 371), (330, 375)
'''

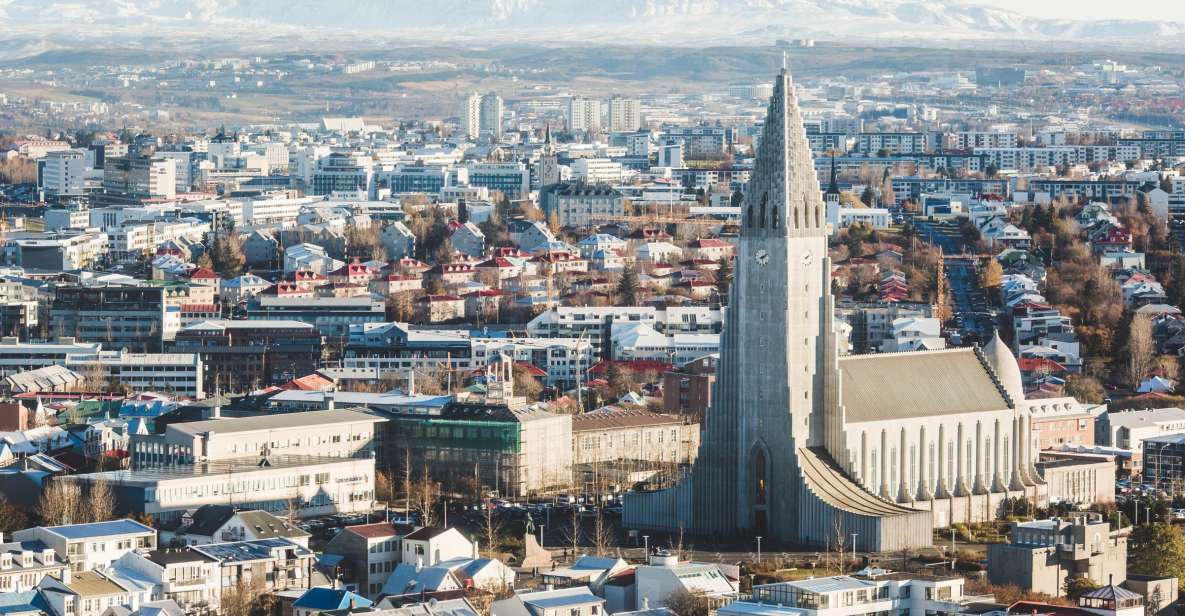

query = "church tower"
(627, 71), (933, 552)
(825, 155), (841, 209)
(538, 124), (561, 189)
(691, 70), (835, 539)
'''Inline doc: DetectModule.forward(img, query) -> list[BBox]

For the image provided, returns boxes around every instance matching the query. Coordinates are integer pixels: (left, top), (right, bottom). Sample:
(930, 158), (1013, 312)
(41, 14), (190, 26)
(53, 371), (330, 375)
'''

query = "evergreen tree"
(860, 185), (876, 207)
(616, 265), (639, 306)
(715, 256), (733, 303)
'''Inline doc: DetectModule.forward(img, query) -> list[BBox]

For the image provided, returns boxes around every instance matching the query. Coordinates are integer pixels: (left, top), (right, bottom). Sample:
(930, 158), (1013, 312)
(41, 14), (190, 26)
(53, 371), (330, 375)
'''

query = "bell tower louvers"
(691, 70), (832, 539)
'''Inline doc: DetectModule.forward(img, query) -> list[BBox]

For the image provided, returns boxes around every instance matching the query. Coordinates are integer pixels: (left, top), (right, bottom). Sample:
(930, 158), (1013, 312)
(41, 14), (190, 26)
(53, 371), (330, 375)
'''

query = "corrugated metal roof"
(838, 348), (1010, 422)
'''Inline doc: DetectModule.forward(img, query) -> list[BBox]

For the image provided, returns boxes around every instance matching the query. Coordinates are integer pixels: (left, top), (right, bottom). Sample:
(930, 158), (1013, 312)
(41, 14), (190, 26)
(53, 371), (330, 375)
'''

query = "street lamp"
(756, 536), (763, 564)
(643, 535), (650, 556)
(850, 533), (858, 572)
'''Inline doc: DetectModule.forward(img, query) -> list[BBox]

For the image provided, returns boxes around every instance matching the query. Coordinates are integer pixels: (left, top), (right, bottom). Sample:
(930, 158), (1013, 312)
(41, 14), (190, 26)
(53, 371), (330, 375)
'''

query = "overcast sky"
(976, 0), (1185, 21)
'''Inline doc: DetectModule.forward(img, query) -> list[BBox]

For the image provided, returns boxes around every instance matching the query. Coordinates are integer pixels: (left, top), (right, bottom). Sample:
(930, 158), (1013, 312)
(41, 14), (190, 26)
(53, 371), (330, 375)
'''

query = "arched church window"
(747, 205), (753, 227)
(759, 193), (767, 229)
(753, 449), (767, 505)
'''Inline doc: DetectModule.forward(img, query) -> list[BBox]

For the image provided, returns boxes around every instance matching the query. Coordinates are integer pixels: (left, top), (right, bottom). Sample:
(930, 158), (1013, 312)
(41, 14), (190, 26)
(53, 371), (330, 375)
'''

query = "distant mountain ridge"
(2, 0), (1184, 59)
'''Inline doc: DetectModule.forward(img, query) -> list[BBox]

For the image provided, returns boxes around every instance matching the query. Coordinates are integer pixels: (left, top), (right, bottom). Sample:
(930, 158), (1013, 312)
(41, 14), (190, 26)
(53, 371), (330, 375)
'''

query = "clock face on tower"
(755, 249), (770, 266)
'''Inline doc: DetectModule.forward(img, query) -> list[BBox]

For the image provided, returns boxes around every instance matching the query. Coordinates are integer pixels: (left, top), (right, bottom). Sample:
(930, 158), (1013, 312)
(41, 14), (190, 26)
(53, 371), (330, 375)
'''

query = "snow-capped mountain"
(1, 0), (1183, 58)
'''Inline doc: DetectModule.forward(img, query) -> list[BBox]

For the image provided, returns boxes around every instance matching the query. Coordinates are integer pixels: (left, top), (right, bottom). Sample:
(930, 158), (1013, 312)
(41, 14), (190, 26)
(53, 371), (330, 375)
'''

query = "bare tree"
(38, 480), (84, 526)
(591, 506), (615, 556)
(410, 466), (440, 528)
(220, 577), (271, 616)
(87, 478), (118, 523)
(560, 503), (582, 558)
(831, 518), (849, 574)
(665, 589), (712, 616)
(481, 503), (503, 558)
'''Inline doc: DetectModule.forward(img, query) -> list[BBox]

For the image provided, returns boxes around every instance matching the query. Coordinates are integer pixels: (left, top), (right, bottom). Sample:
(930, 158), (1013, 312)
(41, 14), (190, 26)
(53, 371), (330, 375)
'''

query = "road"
(945, 256), (996, 345)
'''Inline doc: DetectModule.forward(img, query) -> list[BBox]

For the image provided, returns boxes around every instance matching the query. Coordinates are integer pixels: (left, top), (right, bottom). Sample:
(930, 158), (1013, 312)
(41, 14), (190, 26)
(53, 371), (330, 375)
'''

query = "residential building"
(568, 98), (603, 133)
(323, 521), (416, 598)
(479, 93), (504, 139)
(721, 569), (978, 616)
(542, 183), (625, 229)
(635, 552), (738, 611)
(493, 587), (605, 616)
(461, 93), (482, 140)
(13, 519), (157, 573)
(171, 319), (323, 392)
(248, 296), (386, 337)
(608, 97), (642, 133)
(661, 354), (717, 420)
(108, 547), (221, 612)
(160, 506), (312, 547)
(400, 527), (474, 568)
(193, 538), (315, 595)
(38, 149), (87, 198)
(0, 536), (69, 593)
(49, 284), (172, 353)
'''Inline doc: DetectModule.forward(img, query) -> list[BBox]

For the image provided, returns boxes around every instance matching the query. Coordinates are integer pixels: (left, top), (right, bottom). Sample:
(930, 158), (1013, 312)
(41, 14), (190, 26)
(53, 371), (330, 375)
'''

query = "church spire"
(743, 70), (825, 236)
(826, 154), (840, 195)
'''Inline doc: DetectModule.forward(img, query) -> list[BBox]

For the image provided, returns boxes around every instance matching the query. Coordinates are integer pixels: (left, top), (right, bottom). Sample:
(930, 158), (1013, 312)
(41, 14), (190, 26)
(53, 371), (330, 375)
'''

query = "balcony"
(162, 578), (206, 592)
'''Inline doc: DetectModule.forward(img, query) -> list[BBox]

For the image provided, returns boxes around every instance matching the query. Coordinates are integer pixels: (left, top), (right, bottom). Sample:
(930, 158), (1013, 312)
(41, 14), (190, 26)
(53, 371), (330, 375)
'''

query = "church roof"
(838, 348), (1011, 422)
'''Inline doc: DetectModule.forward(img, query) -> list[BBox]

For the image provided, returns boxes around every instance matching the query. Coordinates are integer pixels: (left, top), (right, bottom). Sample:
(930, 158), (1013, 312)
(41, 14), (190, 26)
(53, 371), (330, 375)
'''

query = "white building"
(63, 455), (376, 523)
(881, 317), (946, 352)
(461, 93), (482, 140)
(39, 149), (87, 198)
(480, 93), (504, 139)
(610, 321), (719, 366)
(636, 552), (738, 611)
(401, 527), (475, 567)
(568, 98), (603, 133)
(243, 193), (321, 226)
(608, 97), (642, 133)
(721, 570), (976, 616)
(13, 520), (157, 573)
(0, 337), (102, 377)
(571, 158), (624, 184)
(130, 408), (384, 464)
(65, 350), (204, 398)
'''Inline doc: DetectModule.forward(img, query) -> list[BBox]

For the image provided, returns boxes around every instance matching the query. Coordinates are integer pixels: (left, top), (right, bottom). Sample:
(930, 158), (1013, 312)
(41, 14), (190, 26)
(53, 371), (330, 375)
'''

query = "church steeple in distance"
(825, 154), (841, 208)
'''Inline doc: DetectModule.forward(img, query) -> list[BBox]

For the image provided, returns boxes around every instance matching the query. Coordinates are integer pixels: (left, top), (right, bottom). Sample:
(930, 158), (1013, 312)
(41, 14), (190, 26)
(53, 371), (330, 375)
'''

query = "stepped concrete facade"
(624, 71), (1047, 551)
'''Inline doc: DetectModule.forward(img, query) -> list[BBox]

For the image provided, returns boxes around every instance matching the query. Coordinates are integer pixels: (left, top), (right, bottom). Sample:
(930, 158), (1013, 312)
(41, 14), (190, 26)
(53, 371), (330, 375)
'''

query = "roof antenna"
(782, 50), (788, 71)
